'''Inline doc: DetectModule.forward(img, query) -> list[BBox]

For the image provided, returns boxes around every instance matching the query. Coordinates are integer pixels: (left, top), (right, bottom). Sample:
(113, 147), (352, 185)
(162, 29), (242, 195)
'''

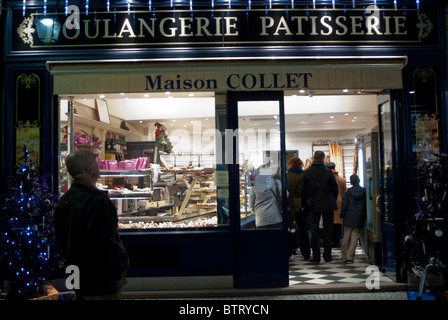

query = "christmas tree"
(0, 147), (59, 299)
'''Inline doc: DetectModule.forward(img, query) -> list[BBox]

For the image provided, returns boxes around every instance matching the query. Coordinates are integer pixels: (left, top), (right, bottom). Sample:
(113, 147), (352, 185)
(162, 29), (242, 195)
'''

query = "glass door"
(228, 91), (289, 288)
(379, 92), (399, 279)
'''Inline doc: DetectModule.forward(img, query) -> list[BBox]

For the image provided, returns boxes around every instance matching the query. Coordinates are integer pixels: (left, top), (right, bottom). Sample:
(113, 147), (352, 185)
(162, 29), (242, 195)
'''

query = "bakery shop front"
(2, 0), (446, 290)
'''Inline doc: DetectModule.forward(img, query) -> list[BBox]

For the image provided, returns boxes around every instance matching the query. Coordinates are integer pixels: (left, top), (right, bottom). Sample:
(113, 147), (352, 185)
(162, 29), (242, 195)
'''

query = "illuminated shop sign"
(13, 7), (437, 51)
(144, 72), (313, 91)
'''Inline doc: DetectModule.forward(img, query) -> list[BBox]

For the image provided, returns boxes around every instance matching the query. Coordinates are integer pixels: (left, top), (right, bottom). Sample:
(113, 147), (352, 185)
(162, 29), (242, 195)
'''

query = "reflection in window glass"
(238, 101), (282, 229)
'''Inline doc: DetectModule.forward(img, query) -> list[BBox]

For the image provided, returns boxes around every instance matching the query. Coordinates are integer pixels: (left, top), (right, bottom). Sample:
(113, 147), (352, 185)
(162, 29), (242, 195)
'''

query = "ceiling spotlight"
(144, 94), (149, 98)
(343, 89), (349, 93)
(99, 94), (105, 98)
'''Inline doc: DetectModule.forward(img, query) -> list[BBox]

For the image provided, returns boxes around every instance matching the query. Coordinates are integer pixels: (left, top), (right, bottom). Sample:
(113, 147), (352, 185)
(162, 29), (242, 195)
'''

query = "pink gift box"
(98, 160), (106, 170)
(124, 160), (135, 170)
(108, 160), (118, 170)
(138, 157), (149, 169)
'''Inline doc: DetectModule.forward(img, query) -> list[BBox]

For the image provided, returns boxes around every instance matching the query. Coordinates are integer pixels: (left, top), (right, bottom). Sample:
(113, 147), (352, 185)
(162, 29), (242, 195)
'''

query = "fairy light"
(148, 0), (152, 11)
(269, 0), (272, 9)
(394, 0), (397, 11)
(291, 0), (294, 9)
(190, 0), (193, 11)
(332, 0), (335, 9)
(416, 0), (420, 10)
(22, 0), (26, 16)
(43, 0), (47, 15)
(65, 0), (68, 15)
(313, 0), (316, 9)
(248, 0), (252, 10)
(228, 0), (231, 9)
(85, 0), (89, 16)
(107, 0), (110, 12)
(128, 0), (131, 14)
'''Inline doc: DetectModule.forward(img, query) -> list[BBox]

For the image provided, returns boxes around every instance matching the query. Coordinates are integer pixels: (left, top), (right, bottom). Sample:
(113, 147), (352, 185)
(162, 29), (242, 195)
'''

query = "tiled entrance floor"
(289, 246), (394, 286)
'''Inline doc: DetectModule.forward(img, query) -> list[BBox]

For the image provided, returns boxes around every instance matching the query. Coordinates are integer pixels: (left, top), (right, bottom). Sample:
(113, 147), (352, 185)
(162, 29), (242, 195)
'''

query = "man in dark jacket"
(301, 151), (338, 262)
(55, 149), (129, 299)
(340, 174), (366, 263)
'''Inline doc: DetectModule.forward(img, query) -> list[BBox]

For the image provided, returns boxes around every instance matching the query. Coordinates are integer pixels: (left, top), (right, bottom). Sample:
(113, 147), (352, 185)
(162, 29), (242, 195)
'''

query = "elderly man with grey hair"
(54, 149), (129, 300)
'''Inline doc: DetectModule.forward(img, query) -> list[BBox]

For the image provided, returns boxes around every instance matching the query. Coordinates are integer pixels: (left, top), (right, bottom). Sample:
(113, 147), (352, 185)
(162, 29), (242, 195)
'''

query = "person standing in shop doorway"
(326, 162), (347, 248)
(340, 174), (367, 263)
(286, 157), (310, 259)
(55, 149), (129, 300)
(301, 151), (338, 263)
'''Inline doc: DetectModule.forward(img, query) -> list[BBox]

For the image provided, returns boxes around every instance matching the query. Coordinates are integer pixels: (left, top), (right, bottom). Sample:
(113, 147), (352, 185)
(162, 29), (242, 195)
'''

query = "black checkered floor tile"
(289, 246), (394, 286)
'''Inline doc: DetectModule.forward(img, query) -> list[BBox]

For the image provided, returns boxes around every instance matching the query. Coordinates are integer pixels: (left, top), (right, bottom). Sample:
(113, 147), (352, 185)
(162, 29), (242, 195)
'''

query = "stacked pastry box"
(63, 132), (102, 148)
(98, 157), (150, 171)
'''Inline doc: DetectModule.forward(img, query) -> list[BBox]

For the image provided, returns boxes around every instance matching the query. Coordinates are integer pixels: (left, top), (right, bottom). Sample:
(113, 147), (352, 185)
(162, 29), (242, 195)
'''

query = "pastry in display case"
(239, 168), (256, 227)
(105, 153), (219, 229)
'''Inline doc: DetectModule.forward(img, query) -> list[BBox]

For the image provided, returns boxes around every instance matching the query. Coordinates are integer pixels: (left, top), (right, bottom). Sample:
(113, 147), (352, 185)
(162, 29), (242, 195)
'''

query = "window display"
(58, 93), (227, 230)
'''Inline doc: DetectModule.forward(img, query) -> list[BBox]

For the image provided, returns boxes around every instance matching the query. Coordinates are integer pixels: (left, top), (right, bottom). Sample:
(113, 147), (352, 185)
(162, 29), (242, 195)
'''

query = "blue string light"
(0, 146), (58, 298)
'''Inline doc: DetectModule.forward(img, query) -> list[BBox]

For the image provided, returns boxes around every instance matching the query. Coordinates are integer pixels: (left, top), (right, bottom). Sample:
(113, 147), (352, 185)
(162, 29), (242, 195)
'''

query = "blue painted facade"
(1, 0), (447, 287)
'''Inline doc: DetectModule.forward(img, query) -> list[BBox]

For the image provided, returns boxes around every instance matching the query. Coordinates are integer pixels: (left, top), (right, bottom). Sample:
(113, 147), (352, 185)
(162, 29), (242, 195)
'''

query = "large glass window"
(58, 92), (229, 230)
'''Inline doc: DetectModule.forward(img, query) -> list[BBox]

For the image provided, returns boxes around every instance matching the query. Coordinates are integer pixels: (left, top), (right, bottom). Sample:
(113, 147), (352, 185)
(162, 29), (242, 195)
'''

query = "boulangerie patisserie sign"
(12, 6), (438, 51)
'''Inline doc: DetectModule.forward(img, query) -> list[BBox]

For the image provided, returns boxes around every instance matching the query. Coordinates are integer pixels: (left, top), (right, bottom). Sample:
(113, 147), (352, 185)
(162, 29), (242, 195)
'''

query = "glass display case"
(97, 166), (222, 229)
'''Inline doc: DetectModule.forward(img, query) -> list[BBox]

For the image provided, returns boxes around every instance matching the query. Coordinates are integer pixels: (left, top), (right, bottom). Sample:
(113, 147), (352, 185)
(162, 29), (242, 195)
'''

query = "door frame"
(227, 91), (289, 288)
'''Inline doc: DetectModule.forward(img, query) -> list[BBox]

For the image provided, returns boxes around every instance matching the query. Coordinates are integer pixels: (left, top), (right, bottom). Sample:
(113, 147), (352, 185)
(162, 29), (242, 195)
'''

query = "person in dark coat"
(286, 157), (310, 259)
(301, 151), (339, 263)
(340, 174), (367, 263)
(55, 149), (129, 300)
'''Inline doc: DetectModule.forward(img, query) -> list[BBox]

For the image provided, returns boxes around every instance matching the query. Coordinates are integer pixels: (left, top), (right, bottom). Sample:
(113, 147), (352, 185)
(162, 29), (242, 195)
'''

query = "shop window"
(410, 67), (441, 194)
(58, 92), (229, 230)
